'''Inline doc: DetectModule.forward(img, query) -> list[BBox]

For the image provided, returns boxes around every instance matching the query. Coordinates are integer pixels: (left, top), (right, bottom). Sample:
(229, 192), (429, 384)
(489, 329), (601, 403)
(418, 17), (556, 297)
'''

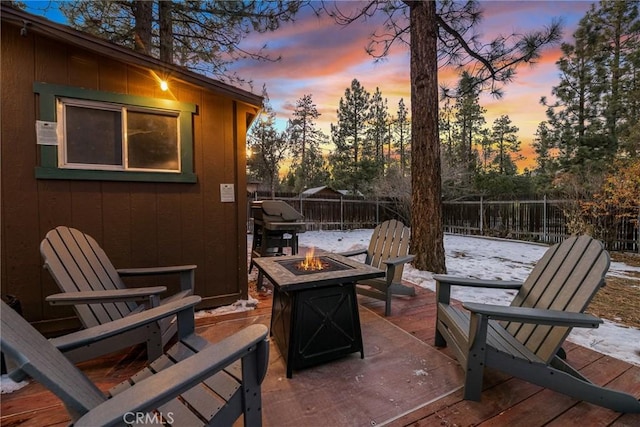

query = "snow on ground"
(3, 230), (638, 394)
(298, 229), (640, 368)
(194, 296), (259, 318)
(0, 376), (28, 395)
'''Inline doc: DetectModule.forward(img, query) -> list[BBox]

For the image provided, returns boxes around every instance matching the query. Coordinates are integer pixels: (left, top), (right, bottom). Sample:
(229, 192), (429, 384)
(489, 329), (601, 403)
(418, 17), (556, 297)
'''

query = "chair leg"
(464, 313), (488, 401)
(384, 292), (392, 317)
(463, 341), (485, 401)
(463, 368), (484, 401)
(241, 351), (264, 427)
(257, 271), (264, 288)
(434, 326), (447, 348)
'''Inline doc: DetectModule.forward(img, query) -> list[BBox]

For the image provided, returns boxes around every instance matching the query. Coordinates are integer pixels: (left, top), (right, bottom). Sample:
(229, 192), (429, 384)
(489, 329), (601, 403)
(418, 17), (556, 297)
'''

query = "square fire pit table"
(253, 252), (385, 378)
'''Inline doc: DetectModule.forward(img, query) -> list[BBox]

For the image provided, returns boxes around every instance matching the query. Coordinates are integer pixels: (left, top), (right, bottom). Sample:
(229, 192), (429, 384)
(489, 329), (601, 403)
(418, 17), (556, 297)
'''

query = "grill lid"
(251, 200), (303, 222)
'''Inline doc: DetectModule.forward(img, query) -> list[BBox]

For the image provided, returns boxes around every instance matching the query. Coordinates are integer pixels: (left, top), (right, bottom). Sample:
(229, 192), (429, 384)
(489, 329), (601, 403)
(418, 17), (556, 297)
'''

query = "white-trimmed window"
(58, 98), (181, 173)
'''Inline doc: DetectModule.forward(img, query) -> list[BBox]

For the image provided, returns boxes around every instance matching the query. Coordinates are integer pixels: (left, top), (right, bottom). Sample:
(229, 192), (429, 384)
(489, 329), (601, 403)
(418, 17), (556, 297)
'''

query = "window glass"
(35, 83), (197, 183)
(59, 99), (180, 172)
(127, 110), (179, 171)
(65, 105), (122, 166)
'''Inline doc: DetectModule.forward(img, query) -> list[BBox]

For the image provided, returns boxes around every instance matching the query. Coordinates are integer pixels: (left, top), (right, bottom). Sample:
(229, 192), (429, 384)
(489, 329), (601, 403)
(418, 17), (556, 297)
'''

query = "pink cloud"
(233, 2), (592, 170)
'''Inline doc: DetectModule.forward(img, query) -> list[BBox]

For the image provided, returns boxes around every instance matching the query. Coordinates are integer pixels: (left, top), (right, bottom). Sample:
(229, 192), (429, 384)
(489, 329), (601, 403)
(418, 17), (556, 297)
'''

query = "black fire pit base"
(270, 283), (363, 378)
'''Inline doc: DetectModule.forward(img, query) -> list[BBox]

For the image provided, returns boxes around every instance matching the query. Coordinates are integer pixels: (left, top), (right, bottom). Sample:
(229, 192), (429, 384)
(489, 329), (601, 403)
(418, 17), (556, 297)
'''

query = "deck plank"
(1, 282), (638, 426)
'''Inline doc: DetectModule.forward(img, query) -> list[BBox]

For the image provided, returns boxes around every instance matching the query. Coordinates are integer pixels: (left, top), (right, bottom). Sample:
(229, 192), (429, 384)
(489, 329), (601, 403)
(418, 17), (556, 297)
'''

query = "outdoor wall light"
(160, 80), (169, 91)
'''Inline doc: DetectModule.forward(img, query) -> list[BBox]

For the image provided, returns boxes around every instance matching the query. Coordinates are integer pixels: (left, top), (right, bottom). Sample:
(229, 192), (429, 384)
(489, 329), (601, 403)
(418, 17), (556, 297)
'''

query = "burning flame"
(298, 247), (325, 271)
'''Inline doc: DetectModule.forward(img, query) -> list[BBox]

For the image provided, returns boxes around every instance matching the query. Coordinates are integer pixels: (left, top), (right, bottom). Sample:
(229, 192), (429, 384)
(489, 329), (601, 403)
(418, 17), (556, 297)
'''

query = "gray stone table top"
(253, 252), (384, 292)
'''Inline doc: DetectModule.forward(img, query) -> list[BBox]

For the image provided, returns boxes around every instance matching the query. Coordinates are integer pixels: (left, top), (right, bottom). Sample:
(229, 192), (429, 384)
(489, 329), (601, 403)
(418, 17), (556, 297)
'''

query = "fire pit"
(253, 252), (385, 378)
(277, 250), (353, 275)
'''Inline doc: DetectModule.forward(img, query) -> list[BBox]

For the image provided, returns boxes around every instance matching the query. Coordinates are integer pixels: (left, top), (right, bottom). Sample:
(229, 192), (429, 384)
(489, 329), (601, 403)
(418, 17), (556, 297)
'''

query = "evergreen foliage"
(285, 95), (329, 192)
(58, 0), (303, 83)
(329, 79), (376, 193)
(488, 115), (521, 176)
(540, 0), (640, 191)
(392, 99), (411, 177)
(247, 87), (289, 197)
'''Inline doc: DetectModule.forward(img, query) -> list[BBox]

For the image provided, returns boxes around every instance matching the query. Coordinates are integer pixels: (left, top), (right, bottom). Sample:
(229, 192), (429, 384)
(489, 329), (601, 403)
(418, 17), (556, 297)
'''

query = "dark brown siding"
(1, 21), (255, 331)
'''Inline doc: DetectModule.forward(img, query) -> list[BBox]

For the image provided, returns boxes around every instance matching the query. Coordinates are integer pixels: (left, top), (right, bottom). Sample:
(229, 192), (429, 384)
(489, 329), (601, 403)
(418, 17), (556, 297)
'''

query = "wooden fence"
(253, 195), (639, 252)
(259, 195), (398, 230)
(441, 197), (639, 252)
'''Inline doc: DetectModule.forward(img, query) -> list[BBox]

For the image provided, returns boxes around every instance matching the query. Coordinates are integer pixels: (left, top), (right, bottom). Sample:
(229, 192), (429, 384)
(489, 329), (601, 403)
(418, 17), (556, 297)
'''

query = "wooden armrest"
(74, 324), (269, 427)
(117, 265), (197, 276)
(383, 254), (415, 267)
(51, 296), (202, 353)
(380, 254), (414, 286)
(338, 248), (367, 257)
(46, 287), (167, 305)
(118, 265), (196, 294)
(463, 302), (603, 328)
(434, 274), (523, 289)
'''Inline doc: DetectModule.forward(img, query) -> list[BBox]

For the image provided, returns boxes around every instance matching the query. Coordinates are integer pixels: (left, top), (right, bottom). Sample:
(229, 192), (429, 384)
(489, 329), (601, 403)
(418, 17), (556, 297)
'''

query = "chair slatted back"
(506, 235), (609, 362)
(367, 220), (411, 283)
(0, 300), (106, 420)
(40, 226), (135, 328)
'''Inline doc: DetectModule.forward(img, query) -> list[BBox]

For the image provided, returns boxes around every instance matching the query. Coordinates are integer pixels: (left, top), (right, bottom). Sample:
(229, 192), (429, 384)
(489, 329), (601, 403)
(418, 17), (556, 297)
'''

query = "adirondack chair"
(40, 226), (197, 362)
(341, 219), (415, 316)
(434, 235), (640, 413)
(1, 296), (270, 426)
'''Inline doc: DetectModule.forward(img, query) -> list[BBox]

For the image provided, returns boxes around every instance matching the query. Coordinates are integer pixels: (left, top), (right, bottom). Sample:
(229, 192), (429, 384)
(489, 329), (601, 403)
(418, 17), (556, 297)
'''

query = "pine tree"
(477, 130), (492, 171)
(323, 1), (560, 271)
(247, 87), (289, 197)
(439, 97), (455, 161)
(594, 1), (640, 158)
(329, 79), (374, 193)
(447, 73), (486, 184)
(531, 122), (557, 176)
(393, 98), (411, 177)
(367, 87), (389, 177)
(543, 0), (640, 174)
(592, 0), (640, 149)
(58, 1), (303, 81)
(286, 94), (328, 192)
(488, 115), (520, 175)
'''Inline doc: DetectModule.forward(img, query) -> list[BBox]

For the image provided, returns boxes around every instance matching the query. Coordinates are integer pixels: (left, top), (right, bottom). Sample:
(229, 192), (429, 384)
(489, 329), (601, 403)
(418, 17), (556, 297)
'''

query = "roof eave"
(1, 4), (263, 107)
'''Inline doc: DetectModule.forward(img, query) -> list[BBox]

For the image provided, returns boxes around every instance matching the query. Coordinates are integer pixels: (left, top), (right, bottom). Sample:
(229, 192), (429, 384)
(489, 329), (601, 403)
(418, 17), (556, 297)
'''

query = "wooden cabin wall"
(1, 23), (249, 332)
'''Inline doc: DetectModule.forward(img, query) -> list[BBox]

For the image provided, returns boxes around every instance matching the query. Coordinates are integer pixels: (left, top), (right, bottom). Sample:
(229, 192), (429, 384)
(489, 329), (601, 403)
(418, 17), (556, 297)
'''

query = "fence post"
(299, 194), (304, 229)
(543, 195), (548, 243)
(340, 197), (344, 230)
(479, 196), (483, 235)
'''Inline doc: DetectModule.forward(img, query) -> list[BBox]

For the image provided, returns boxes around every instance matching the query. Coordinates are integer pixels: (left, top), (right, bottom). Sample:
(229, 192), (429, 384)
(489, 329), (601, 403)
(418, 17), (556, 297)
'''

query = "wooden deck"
(2, 283), (639, 426)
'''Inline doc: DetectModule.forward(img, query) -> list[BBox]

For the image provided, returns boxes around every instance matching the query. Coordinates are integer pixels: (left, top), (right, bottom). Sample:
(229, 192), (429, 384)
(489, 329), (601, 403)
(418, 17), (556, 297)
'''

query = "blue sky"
(24, 0), (595, 169)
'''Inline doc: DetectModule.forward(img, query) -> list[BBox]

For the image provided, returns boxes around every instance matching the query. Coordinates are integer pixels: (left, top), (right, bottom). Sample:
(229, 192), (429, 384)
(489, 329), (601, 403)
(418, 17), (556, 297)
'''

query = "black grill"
(249, 201), (307, 283)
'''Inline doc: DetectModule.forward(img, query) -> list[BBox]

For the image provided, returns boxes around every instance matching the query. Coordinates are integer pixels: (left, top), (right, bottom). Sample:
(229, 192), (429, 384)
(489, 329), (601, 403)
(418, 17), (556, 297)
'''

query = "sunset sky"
(228, 1), (596, 171)
(26, 1), (596, 171)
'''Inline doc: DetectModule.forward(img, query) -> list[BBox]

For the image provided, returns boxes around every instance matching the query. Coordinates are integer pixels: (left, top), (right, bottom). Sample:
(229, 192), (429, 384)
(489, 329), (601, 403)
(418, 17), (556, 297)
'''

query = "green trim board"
(35, 167), (197, 183)
(34, 82), (198, 183)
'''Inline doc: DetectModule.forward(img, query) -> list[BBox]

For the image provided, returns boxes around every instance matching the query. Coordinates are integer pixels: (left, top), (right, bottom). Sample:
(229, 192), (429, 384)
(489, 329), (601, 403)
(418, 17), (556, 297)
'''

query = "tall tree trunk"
(409, 1), (446, 273)
(133, 1), (152, 55)
(159, 1), (174, 63)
